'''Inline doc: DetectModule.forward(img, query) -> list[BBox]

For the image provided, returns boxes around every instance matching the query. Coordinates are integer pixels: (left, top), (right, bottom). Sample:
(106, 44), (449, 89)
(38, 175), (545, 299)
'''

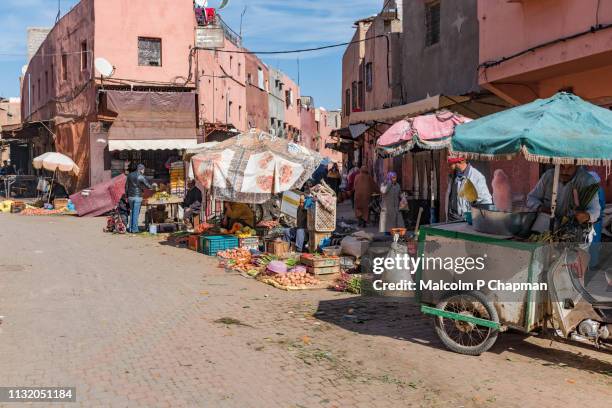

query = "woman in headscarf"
(353, 166), (378, 227)
(380, 171), (404, 232)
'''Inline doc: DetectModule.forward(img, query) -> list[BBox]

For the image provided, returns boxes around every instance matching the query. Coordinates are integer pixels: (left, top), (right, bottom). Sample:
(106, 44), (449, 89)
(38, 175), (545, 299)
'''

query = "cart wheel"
(433, 291), (499, 356)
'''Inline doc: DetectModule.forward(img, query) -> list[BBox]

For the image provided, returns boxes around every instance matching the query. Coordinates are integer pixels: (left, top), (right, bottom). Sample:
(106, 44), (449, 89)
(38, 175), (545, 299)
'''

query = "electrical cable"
(196, 34), (388, 55)
(480, 22), (612, 69)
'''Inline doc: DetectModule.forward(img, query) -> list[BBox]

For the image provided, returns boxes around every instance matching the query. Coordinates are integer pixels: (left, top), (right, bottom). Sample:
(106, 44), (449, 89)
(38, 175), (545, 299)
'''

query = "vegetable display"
(266, 271), (320, 287)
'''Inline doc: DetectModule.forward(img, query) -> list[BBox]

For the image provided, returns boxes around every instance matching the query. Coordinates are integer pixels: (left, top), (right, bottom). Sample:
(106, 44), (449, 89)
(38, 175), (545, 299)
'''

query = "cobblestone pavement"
(0, 215), (610, 408)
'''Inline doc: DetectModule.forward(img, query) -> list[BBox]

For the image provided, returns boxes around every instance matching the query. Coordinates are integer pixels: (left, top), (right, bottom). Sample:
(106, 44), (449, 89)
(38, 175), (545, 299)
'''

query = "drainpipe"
(225, 90), (229, 125)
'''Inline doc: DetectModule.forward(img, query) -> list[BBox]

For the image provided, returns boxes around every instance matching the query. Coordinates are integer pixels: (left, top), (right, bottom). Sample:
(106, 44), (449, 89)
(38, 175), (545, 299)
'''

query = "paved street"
(0, 214), (610, 407)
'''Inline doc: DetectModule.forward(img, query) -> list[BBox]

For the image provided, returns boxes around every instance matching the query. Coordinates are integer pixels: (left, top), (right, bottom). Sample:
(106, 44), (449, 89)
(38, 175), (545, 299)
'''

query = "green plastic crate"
(200, 235), (239, 256)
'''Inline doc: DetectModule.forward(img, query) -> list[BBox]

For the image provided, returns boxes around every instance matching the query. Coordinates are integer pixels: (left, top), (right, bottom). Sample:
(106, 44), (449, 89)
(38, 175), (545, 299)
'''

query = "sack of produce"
(267, 260), (288, 274)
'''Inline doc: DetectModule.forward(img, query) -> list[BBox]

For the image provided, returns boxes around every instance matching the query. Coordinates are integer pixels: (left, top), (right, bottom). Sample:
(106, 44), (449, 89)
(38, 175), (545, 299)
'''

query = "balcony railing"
(217, 16), (242, 47)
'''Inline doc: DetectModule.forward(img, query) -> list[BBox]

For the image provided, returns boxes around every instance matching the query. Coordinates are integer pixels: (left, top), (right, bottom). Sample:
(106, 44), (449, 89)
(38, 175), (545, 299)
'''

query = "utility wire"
(197, 34), (388, 54)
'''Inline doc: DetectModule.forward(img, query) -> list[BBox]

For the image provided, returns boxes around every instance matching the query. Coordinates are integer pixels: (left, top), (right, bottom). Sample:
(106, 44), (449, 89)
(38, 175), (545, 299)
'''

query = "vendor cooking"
(223, 202), (255, 228)
(527, 164), (601, 225)
(445, 157), (492, 222)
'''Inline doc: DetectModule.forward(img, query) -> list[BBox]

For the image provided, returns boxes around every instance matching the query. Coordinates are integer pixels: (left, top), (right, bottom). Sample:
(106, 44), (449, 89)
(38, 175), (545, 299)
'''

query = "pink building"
(282, 73), (301, 140)
(479, 0), (612, 107)
(316, 108), (342, 166)
(18, 0), (302, 191)
(478, 0), (612, 201)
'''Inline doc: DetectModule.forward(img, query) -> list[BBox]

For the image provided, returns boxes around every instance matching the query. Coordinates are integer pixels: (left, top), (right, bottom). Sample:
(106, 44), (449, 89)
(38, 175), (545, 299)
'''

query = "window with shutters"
(80, 40), (88, 70)
(345, 89), (350, 117)
(358, 81), (364, 110)
(351, 81), (358, 111)
(425, 1), (441, 46)
(61, 54), (68, 81)
(257, 67), (264, 89)
(365, 62), (373, 92)
(138, 37), (162, 66)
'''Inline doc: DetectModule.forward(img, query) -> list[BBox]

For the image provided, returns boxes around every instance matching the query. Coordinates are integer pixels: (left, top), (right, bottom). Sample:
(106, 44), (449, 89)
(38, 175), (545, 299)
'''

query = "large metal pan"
(471, 204), (537, 237)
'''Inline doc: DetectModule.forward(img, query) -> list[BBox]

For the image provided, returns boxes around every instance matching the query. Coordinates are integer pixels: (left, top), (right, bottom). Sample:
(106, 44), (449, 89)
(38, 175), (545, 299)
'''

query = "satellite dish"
(95, 57), (115, 78)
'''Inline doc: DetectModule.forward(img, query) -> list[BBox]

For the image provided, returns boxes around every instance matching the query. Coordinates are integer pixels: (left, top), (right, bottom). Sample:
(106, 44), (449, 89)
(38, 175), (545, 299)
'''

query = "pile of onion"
(274, 271), (319, 287)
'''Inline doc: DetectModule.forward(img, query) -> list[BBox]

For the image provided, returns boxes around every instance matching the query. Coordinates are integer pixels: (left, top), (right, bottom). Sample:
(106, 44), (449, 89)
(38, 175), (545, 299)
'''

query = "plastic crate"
(200, 235), (239, 256)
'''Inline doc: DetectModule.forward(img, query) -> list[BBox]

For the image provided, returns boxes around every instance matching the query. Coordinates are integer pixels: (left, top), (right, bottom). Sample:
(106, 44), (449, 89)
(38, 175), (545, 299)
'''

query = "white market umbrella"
(33, 152), (80, 175)
(191, 129), (324, 203)
(32, 152), (79, 204)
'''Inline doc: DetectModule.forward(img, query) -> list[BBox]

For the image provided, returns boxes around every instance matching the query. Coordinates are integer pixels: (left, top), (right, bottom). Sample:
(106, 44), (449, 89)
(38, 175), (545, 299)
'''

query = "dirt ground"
(0, 214), (610, 407)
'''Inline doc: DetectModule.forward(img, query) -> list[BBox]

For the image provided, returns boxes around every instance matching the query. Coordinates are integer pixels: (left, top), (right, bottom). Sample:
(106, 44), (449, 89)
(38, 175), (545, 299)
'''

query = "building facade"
(477, 0), (612, 201)
(268, 67), (286, 137)
(244, 53), (269, 130)
(18, 0), (324, 191)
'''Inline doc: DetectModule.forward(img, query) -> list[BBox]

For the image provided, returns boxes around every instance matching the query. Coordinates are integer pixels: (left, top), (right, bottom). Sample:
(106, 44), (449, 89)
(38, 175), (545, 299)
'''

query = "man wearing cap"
(445, 157), (492, 222)
(126, 164), (153, 233)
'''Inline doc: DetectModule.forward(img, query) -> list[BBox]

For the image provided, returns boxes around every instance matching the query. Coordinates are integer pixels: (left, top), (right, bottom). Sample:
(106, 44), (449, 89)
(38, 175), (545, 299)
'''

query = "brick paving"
(0, 215), (610, 407)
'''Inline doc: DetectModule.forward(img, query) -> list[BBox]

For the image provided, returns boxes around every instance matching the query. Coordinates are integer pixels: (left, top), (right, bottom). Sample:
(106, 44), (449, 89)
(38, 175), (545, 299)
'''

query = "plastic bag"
(340, 236), (371, 258)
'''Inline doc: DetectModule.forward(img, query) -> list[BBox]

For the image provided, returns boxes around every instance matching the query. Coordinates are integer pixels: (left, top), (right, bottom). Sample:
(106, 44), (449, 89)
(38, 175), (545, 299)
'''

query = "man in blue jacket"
(125, 164), (153, 233)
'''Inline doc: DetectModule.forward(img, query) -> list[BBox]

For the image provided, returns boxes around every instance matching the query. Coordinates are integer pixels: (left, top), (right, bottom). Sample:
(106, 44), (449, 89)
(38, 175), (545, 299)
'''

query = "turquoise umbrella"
(451, 92), (612, 166)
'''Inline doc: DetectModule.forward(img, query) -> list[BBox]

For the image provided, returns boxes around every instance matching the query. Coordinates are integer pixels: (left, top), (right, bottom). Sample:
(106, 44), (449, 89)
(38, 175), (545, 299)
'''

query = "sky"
(0, 0), (383, 109)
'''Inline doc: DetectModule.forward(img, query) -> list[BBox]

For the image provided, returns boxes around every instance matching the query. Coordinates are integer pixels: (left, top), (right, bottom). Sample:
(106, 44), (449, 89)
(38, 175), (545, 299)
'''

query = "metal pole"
(239, 6), (247, 38)
(549, 164), (560, 231)
(48, 169), (56, 204)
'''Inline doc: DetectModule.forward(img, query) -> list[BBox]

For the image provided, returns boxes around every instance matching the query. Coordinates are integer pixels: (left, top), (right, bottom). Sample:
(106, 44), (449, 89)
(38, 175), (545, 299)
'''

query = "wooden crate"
(11, 201), (26, 213)
(308, 231), (331, 251)
(239, 237), (260, 251)
(188, 234), (201, 251)
(300, 254), (340, 268)
(53, 198), (69, 210)
(310, 270), (341, 282)
(306, 265), (340, 275)
(265, 239), (290, 256)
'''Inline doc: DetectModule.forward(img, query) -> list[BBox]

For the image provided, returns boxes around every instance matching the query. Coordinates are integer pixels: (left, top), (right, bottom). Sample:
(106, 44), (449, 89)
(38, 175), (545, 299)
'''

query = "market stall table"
(143, 196), (183, 227)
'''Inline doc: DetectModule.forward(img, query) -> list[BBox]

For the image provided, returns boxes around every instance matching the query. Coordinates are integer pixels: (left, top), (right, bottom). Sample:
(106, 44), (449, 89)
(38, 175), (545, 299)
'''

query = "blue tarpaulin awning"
(451, 92), (612, 166)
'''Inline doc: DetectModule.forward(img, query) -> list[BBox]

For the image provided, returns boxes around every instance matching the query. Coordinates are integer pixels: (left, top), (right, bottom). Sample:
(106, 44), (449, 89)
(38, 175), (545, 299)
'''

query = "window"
(247, 73), (252, 85)
(228, 101), (233, 118)
(335, 115), (339, 128)
(425, 1), (441, 46)
(238, 62), (241, 76)
(384, 19), (392, 33)
(80, 40), (88, 70)
(37, 78), (41, 101)
(238, 105), (242, 121)
(358, 81), (365, 110)
(229, 55), (233, 69)
(32, 84), (36, 105)
(345, 89), (350, 116)
(285, 89), (293, 108)
(257, 67), (264, 89)
(365, 62), (373, 92)
(61, 54), (68, 81)
(138, 37), (162, 66)
(351, 81), (358, 110)
(45, 71), (49, 95)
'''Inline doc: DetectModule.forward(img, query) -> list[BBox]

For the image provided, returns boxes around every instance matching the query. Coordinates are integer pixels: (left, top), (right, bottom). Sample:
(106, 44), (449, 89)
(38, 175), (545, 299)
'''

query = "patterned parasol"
(191, 129), (324, 203)
(376, 110), (472, 158)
